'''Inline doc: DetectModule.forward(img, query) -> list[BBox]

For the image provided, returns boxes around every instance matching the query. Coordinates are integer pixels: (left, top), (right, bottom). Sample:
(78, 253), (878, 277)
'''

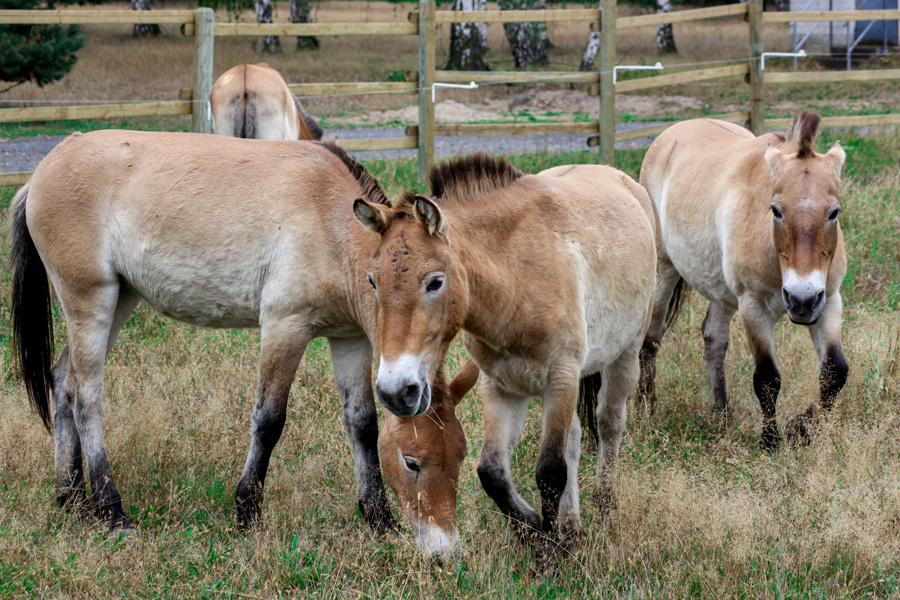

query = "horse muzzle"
(375, 355), (431, 417)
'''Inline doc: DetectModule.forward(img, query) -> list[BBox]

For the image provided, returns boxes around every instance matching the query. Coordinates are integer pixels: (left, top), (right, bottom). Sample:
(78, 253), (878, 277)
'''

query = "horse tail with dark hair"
(233, 91), (256, 139)
(665, 277), (690, 330)
(294, 97), (323, 140)
(578, 372), (603, 446)
(10, 184), (54, 433)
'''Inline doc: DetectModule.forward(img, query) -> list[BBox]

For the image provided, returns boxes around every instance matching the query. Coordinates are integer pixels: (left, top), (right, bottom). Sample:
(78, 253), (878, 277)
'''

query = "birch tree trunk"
(446, 0), (488, 70)
(580, 0), (600, 70)
(255, 0), (281, 53)
(131, 0), (158, 37)
(656, 0), (677, 54)
(291, 0), (319, 50)
(498, 0), (548, 68)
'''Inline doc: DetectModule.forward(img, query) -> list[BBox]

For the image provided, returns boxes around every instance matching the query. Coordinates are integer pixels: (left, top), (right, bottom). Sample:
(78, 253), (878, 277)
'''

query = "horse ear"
(448, 360), (479, 408)
(413, 195), (447, 236)
(824, 142), (846, 180)
(764, 144), (788, 179)
(353, 198), (392, 234)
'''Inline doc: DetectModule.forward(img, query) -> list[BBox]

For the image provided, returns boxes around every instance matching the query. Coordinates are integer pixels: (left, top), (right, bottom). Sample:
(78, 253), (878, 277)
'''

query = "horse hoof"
(759, 430), (781, 453)
(786, 414), (815, 447)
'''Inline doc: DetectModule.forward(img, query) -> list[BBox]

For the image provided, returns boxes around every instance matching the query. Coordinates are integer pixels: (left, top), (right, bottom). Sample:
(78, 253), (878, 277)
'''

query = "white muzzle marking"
(413, 520), (460, 556)
(376, 354), (430, 416)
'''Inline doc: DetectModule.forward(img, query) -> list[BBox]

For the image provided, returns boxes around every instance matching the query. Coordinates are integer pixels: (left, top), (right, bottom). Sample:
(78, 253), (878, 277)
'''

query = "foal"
(210, 63), (323, 140)
(11, 130), (393, 531)
(354, 156), (657, 563)
(639, 111), (848, 448)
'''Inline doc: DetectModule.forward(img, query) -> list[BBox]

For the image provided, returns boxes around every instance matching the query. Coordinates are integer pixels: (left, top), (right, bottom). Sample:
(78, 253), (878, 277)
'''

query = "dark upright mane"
(316, 140), (389, 205)
(428, 154), (524, 204)
(786, 110), (821, 159)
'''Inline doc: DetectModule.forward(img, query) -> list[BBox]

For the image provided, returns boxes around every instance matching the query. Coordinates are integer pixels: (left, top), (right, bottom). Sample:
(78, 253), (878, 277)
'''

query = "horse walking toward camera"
(210, 63), (323, 140)
(354, 156), (657, 564)
(10, 130), (395, 532)
(638, 111), (848, 449)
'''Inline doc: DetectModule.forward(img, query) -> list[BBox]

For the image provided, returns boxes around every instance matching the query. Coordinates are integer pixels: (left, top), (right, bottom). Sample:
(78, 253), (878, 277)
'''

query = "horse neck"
(444, 205), (523, 342)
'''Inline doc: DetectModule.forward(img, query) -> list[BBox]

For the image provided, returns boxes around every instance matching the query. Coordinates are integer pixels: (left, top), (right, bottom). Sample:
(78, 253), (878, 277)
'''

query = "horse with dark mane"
(10, 130), (393, 532)
(354, 155), (658, 566)
(639, 111), (848, 448)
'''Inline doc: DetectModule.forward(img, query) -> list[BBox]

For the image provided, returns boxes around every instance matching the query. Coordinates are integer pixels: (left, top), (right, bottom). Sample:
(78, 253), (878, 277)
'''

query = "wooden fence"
(1, 2), (900, 187)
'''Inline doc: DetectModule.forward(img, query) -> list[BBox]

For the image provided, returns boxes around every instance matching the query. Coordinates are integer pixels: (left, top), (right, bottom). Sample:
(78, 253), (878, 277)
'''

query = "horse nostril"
(814, 290), (825, 307)
(402, 383), (421, 406)
(782, 287), (793, 309)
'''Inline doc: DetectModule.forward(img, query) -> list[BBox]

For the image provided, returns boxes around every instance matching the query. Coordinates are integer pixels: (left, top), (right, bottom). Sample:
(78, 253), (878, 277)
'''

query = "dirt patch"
(328, 89), (709, 126)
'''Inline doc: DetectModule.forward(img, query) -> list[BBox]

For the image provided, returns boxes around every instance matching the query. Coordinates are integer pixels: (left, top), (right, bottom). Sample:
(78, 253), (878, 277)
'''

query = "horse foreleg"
(328, 336), (397, 534)
(702, 301), (736, 417)
(236, 319), (311, 530)
(788, 293), (848, 445)
(740, 301), (781, 451)
(476, 381), (538, 543)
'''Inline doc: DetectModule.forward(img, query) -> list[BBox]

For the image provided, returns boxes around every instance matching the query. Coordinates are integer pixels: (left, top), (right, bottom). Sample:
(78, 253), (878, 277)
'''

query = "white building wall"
(789, 0), (854, 51)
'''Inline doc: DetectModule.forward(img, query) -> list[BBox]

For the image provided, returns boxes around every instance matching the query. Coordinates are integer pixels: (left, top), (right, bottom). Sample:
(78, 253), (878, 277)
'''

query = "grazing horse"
(379, 360), (479, 555)
(353, 156), (657, 562)
(210, 63), (323, 140)
(638, 111), (848, 449)
(10, 129), (395, 532)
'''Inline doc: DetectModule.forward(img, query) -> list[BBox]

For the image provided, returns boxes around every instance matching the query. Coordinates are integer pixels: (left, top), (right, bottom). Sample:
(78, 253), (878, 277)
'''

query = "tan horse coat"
(210, 63), (322, 140)
(639, 112), (848, 448)
(354, 157), (657, 561)
(11, 130), (393, 532)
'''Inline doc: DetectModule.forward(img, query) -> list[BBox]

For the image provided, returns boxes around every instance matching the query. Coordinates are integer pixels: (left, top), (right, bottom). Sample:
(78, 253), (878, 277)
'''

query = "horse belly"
(117, 246), (265, 329)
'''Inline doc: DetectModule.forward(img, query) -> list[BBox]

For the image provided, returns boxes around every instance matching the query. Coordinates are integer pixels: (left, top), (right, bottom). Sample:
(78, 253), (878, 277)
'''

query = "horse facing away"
(210, 63), (323, 140)
(353, 156), (658, 565)
(639, 111), (848, 449)
(10, 130), (395, 533)
(379, 360), (479, 555)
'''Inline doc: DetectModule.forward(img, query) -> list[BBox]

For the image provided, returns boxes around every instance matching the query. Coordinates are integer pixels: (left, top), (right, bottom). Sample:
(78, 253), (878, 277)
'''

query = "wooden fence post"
(598, 0), (616, 166)
(747, 0), (764, 135)
(417, 0), (436, 184)
(192, 7), (215, 134)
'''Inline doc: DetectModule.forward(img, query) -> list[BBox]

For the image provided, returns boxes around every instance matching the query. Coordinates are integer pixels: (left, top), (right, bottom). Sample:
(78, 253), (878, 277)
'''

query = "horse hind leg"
(557, 411), (582, 549)
(236, 318), (312, 530)
(702, 301), (735, 417)
(593, 346), (640, 518)
(54, 285), (140, 516)
(639, 256), (684, 413)
(328, 337), (397, 534)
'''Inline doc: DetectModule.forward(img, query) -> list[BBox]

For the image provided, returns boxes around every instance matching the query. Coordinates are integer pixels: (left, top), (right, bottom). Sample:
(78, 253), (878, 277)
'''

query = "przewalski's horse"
(353, 156), (657, 563)
(639, 111), (848, 449)
(10, 129), (395, 532)
(379, 360), (479, 555)
(210, 63), (323, 140)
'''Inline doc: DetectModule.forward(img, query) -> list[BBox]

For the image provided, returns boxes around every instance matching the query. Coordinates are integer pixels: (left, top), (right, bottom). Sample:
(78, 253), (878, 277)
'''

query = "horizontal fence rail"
(211, 21), (417, 36)
(0, 9), (193, 24)
(0, 101), (191, 123)
(433, 9), (599, 23)
(762, 8), (900, 21)
(617, 3), (748, 29)
(179, 81), (419, 100)
(765, 69), (900, 84)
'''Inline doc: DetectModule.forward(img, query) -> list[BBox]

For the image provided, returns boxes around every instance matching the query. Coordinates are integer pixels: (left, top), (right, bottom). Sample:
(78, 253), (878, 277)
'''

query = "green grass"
(0, 133), (898, 598)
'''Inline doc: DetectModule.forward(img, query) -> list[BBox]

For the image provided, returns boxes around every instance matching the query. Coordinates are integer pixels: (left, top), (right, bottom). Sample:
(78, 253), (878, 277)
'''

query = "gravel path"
(0, 124), (661, 174)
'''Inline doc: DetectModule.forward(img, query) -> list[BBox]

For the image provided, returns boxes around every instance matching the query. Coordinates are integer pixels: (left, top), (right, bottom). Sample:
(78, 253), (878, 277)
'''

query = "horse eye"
(770, 204), (784, 221)
(403, 457), (421, 473)
(827, 208), (841, 222)
(425, 275), (444, 293)
(367, 274), (377, 291)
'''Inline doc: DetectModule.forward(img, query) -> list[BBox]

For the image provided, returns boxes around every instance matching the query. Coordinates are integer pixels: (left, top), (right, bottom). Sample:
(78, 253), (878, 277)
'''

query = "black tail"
(665, 277), (689, 330)
(578, 372), (603, 446)
(10, 185), (54, 433)
(233, 92), (257, 139)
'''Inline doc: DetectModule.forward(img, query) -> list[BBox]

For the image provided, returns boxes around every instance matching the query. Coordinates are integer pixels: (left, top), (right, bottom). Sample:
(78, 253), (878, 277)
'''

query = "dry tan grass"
(0, 132), (899, 597)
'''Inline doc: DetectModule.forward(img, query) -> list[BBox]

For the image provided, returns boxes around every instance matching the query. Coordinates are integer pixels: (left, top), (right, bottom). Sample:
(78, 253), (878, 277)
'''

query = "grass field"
(0, 128), (898, 598)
